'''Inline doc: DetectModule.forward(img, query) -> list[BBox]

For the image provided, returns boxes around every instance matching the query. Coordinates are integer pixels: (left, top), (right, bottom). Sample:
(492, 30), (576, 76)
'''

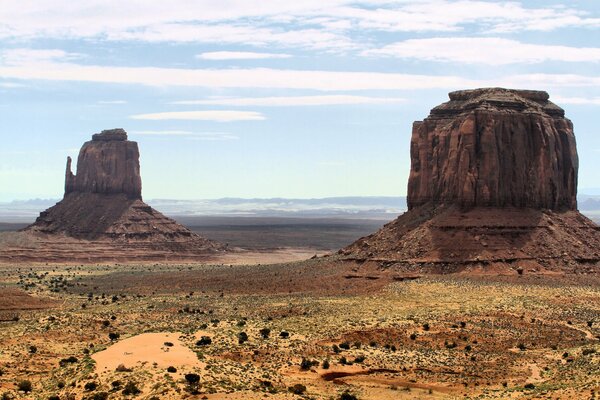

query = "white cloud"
(0, 51), (476, 90)
(0, 1), (598, 52)
(172, 95), (406, 106)
(130, 111), (265, 122)
(364, 38), (600, 65)
(197, 51), (292, 60)
(552, 96), (600, 105)
(2, 48), (600, 92)
(1, 48), (82, 65)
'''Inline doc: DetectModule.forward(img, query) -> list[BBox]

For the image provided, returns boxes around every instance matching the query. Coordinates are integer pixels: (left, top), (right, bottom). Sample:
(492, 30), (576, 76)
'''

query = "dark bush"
(48, 396), (60, 400)
(409, 333), (417, 340)
(279, 331), (289, 339)
(300, 358), (317, 370)
(122, 381), (140, 395)
(339, 342), (350, 350)
(28, 345), (37, 354)
(59, 356), (78, 367)
(108, 332), (120, 341)
(184, 374), (200, 385)
(288, 384), (306, 395)
(445, 341), (457, 349)
(332, 344), (340, 353)
(354, 355), (365, 363)
(259, 328), (271, 339)
(517, 343), (526, 351)
(167, 366), (177, 373)
(17, 380), (32, 393)
(238, 332), (248, 344)
(163, 342), (173, 347)
(196, 336), (212, 346)
(184, 373), (200, 394)
(84, 382), (97, 391)
(87, 393), (108, 400)
(524, 383), (535, 389)
(322, 359), (330, 369)
(340, 390), (358, 400)
(422, 323), (430, 331)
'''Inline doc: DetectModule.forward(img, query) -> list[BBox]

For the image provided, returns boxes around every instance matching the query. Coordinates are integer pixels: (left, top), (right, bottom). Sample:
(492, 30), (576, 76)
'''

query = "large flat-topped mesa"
(340, 88), (600, 273)
(65, 128), (142, 199)
(408, 88), (578, 210)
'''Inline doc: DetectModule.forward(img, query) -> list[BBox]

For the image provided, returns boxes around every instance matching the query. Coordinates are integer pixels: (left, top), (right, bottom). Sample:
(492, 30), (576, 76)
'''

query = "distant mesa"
(18, 128), (225, 261)
(342, 88), (600, 273)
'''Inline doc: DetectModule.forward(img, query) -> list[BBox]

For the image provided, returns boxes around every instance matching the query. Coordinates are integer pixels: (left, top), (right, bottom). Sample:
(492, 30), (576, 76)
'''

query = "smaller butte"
(8, 129), (226, 262)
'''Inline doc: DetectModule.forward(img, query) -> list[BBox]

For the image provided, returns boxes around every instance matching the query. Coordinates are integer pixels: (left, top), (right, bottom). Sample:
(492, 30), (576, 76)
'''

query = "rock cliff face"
(65, 129), (142, 199)
(23, 129), (225, 259)
(408, 88), (578, 210)
(341, 88), (599, 274)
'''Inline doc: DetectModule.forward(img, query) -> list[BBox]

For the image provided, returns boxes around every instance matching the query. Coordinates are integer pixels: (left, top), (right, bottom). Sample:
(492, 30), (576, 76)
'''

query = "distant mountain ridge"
(2, 196), (600, 223)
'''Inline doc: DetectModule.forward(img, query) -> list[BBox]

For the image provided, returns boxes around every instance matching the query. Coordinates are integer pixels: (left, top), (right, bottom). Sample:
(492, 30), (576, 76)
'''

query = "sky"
(1, 0), (599, 201)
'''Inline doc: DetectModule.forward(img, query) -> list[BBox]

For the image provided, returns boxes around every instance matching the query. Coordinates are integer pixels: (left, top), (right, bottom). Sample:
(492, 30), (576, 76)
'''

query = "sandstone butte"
(341, 88), (600, 274)
(12, 129), (226, 262)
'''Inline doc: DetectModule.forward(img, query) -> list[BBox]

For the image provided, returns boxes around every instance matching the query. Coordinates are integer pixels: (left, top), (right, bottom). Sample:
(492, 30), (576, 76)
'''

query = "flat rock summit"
(342, 88), (600, 274)
(4, 129), (226, 262)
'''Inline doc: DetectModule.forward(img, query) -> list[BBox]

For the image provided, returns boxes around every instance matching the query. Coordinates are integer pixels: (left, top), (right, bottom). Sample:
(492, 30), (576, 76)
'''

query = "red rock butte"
(10, 129), (226, 262)
(342, 88), (600, 274)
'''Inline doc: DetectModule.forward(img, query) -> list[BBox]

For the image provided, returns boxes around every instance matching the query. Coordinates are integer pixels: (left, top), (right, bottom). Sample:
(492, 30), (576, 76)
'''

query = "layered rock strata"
(21, 129), (225, 259)
(408, 88), (578, 210)
(341, 88), (599, 274)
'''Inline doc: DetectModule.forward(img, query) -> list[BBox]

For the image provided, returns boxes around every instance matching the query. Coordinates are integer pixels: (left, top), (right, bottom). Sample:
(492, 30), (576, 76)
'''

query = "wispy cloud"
(130, 111), (265, 122)
(364, 38), (600, 65)
(196, 51), (292, 60)
(172, 95), (406, 106)
(0, 1), (598, 51)
(3, 51), (600, 91)
(0, 81), (25, 88)
(0, 51), (476, 90)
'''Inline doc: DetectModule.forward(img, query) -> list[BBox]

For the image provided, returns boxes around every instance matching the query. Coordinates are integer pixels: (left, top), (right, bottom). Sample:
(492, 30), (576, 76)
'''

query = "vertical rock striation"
(23, 129), (226, 259)
(341, 88), (599, 273)
(65, 128), (142, 199)
(407, 88), (578, 210)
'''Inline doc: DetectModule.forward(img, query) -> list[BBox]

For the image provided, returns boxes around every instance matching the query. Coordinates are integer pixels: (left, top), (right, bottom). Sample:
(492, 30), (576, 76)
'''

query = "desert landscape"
(1, 88), (599, 400)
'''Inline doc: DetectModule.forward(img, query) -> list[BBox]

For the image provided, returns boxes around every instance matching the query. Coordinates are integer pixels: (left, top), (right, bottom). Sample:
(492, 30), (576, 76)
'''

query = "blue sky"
(1, 0), (599, 201)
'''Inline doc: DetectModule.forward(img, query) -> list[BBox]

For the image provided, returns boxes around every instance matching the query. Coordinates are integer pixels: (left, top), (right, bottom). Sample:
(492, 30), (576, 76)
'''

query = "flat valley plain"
(0, 218), (599, 399)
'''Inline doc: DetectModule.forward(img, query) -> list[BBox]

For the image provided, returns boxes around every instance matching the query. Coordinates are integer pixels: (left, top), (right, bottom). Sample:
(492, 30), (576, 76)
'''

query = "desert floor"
(0, 253), (599, 400)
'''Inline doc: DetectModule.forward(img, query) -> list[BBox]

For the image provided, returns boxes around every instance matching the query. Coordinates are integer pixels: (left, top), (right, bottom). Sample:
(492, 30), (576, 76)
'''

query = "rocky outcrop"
(341, 88), (599, 274)
(23, 129), (226, 259)
(408, 88), (578, 210)
(65, 129), (142, 199)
